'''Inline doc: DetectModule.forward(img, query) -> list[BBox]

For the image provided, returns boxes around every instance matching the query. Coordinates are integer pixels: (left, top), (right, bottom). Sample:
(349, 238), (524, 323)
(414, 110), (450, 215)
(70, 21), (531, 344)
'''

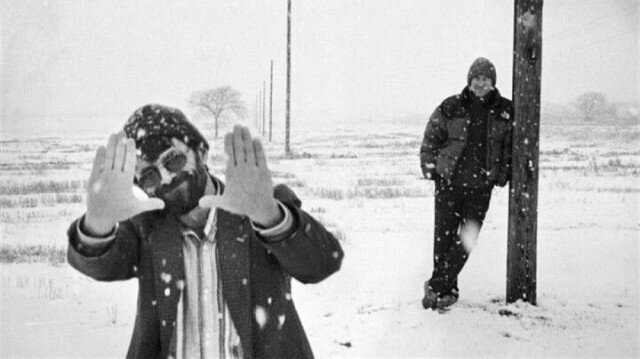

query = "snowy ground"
(1, 122), (638, 358)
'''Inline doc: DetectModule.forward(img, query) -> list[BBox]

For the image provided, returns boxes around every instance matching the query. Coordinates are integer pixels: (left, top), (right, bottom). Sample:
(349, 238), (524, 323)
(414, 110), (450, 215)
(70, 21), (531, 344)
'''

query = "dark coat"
(67, 181), (344, 359)
(419, 87), (514, 187)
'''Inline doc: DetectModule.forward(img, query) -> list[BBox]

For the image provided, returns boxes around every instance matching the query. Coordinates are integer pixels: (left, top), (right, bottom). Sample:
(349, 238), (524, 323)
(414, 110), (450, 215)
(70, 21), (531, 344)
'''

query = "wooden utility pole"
(255, 93), (260, 130)
(507, 0), (543, 305)
(285, 0), (292, 154)
(262, 81), (266, 136)
(269, 60), (274, 142)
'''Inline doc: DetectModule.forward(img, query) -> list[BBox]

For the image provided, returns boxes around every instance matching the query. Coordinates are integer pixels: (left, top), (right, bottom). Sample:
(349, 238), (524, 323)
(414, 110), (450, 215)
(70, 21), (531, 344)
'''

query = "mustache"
(155, 171), (193, 197)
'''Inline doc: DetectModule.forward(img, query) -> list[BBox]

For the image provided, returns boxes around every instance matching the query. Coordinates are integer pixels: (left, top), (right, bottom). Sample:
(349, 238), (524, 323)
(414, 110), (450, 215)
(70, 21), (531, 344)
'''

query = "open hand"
(198, 125), (281, 227)
(84, 132), (165, 236)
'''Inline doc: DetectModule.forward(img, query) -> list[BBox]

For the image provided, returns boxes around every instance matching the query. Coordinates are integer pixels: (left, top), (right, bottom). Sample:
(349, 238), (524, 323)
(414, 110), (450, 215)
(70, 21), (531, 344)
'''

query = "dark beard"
(155, 162), (208, 216)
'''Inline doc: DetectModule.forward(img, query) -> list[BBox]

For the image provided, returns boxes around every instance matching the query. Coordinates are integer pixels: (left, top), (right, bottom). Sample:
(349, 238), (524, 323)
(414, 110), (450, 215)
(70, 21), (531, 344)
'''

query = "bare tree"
(574, 91), (608, 122)
(188, 86), (247, 138)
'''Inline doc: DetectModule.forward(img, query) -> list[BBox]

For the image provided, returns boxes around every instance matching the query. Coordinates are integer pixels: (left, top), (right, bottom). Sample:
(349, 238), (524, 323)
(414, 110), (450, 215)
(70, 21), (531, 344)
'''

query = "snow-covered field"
(1, 121), (638, 358)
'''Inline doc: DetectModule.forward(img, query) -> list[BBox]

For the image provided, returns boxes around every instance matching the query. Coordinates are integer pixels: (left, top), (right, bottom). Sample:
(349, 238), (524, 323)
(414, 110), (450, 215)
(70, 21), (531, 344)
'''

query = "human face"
(469, 75), (494, 98)
(135, 139), (209, 215)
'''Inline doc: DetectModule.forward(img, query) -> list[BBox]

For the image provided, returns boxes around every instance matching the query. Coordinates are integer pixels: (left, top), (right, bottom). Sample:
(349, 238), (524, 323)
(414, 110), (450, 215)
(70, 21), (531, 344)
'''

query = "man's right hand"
(83, 132), (165, 236)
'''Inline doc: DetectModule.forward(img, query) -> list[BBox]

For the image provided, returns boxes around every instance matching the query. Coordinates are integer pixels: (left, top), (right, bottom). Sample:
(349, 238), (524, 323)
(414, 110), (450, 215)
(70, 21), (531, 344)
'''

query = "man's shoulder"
(493, 90), (513, 109)
(126, 210), (165, 239)
(497, 96), (513, 109)
(437, 94), (466, 118)
(441, 93), (465, 108)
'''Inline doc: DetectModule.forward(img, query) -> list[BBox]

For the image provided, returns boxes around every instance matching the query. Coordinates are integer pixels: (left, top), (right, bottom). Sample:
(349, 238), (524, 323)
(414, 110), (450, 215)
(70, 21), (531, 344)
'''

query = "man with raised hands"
(67, 104), (343, 359)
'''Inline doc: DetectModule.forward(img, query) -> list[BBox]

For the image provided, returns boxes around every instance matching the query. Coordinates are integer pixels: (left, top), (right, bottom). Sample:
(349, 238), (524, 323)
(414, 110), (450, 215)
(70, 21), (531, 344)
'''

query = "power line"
(545, 4), (637, 41)
(549, 28), (637, 53)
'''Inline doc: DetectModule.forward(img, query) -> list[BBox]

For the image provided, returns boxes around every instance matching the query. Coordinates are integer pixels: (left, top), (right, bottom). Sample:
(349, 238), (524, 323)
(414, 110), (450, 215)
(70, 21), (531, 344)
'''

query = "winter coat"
(67, 180), (344, 359)
(419, 87), (514, 187)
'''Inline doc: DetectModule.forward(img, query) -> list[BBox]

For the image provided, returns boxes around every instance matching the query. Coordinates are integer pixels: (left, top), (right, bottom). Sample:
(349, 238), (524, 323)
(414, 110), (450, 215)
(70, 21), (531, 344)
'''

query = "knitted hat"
(123, 104), (209, 162)
(467, 57), (496, 86)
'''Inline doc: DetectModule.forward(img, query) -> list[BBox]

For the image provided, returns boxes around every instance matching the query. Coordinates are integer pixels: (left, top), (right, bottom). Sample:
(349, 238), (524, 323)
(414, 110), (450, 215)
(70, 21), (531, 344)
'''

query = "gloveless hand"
(198, 125), (281, 227)
(84, 131), (165, 236)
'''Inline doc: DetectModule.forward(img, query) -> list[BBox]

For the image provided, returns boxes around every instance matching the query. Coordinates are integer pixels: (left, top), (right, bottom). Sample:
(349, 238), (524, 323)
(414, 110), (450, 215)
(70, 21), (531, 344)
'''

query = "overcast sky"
(1, 0), (637, 134)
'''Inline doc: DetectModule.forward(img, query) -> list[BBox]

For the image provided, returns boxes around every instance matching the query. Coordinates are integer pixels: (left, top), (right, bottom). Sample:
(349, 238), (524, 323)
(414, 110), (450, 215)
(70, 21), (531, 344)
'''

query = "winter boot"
(422, 284), (438, 309)
(436, 289), (459, 309)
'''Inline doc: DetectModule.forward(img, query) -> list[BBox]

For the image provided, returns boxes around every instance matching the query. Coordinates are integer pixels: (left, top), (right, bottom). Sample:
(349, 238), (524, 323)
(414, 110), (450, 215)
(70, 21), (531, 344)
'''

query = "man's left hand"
(199, 125), (282, 227)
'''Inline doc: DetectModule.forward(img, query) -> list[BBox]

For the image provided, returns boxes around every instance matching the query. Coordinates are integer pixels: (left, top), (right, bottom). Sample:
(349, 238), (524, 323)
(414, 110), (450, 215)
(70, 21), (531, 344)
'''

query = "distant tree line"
(543, 91), (639, 125)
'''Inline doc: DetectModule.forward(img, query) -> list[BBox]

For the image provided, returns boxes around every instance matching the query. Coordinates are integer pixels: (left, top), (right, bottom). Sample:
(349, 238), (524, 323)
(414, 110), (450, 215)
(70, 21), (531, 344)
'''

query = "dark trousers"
(427, 179), (492, 296)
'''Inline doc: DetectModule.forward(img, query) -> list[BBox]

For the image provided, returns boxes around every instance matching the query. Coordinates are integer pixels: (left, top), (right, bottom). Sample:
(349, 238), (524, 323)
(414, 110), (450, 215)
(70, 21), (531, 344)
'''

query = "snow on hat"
(123, 104), (209, 162)
(467, 57), (496, 86)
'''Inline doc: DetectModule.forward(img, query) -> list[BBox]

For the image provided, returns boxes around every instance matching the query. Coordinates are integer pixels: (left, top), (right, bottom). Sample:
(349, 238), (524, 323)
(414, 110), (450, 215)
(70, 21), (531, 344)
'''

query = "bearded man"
(67, 104), (343, 358)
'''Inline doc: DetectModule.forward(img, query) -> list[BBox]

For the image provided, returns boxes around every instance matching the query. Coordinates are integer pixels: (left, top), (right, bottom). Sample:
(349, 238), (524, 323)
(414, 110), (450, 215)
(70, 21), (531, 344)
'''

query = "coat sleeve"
(419, 105), (448, 180)
(254, 184), (344, 284)
(498, 101), (514, 187)
(67, 216), (141, 282)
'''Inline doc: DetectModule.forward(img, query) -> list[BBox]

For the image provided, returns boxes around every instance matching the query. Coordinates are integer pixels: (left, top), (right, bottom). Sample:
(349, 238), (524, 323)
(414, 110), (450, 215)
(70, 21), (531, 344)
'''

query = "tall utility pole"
(285, 0), (292, 154)
(256, 92), (261, 130)
(269, 60), (274, 142)
(507, 0), (543, 305)
(262, 80), (266, 136)
(259, 91), (263, 131)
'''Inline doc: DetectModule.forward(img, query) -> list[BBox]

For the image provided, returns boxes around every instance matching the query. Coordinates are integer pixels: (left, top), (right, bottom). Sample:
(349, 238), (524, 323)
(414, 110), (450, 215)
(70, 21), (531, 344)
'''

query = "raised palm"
(84, 132), (165, 235)
(198, 126), (280, 227)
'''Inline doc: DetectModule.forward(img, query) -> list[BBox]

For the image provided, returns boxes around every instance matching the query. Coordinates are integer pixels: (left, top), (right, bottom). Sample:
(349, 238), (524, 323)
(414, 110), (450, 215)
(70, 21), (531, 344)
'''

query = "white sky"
(1, 0), (638, 133)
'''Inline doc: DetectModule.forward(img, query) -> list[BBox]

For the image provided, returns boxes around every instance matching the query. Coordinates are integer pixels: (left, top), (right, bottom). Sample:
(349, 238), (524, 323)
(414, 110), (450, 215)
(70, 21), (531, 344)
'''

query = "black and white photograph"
(1, 0), (638, 358)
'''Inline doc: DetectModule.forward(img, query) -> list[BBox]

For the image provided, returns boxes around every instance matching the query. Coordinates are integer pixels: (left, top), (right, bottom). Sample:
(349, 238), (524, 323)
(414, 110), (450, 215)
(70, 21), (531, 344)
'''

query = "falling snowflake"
(91, 181), (102, 193)
(136, 129), (146, 140)
(176, 280), (185, 290)
(160, 272), (172, 283)
(254, 306), (268, 329)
